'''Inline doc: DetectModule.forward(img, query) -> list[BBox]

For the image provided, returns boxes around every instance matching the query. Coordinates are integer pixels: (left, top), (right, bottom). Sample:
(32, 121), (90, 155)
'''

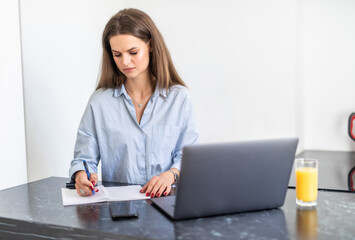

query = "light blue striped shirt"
(69, 84), (199, 184)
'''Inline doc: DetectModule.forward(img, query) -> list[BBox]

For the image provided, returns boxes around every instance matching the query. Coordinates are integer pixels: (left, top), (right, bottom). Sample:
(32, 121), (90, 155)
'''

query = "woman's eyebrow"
(111, 47), (138, 53)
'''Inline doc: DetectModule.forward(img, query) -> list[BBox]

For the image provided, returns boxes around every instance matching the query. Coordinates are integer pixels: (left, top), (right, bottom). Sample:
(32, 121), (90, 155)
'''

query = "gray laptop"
(151, 138), (298, 220)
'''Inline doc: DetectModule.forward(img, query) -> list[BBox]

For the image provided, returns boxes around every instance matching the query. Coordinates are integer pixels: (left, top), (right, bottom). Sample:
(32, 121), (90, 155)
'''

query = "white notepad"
(61, 185), (150, 206)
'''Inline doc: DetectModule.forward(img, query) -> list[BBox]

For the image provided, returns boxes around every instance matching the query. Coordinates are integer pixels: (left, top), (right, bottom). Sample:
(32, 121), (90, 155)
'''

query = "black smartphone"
(109, 201), (138, 219)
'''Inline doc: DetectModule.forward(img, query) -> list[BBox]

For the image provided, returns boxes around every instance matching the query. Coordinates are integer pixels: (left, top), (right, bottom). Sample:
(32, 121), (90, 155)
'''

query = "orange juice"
(296, 167), (318, 202)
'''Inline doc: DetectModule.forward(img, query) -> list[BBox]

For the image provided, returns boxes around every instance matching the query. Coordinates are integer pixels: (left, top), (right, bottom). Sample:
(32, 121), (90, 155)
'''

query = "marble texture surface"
(0, 177), (354, 239)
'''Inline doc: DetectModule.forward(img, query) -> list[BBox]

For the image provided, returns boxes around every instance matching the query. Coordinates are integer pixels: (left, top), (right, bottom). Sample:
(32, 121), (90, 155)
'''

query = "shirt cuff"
(69, 164), (86, 182)
(170, 159), (181, 172)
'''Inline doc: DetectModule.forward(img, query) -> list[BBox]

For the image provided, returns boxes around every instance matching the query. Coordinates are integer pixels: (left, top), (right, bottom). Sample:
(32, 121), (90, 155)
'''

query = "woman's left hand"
(140, 170), (175, 198)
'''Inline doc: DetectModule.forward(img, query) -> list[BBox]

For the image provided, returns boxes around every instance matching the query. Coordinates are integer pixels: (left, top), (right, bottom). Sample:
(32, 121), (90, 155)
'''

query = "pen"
(83, 160), (95, 195)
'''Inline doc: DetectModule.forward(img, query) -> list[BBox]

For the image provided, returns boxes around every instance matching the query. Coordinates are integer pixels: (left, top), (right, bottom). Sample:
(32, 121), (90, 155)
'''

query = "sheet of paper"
(61, 185), (150, 206)
(105, 185), (150, 202)
(61, 185), (108, 206)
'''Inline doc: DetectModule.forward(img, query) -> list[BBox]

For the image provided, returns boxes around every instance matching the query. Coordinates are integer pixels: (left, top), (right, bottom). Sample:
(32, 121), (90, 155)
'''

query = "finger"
(78, 174), (93, 188)
(83, 184), (98, 194)
(75, 183), (92, 196)
(163, 185), (172, 196)
(76, 175), (94, 196)
(90, 173), (98, 186)
(77, 181), (93, 195)
(89, 173), (99, 193)
(140, 183), (148, 193)
(151, 180), (164, 198)
(146, 176), (159, 197)
(156, 183), (168, 198)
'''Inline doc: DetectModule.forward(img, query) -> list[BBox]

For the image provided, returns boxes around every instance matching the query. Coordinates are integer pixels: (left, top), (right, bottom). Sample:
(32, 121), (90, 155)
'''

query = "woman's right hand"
(74, 171), (98, 196)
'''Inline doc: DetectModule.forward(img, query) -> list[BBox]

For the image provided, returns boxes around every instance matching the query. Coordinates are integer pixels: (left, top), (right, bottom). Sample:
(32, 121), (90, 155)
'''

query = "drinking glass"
(295, 158), (318, 207)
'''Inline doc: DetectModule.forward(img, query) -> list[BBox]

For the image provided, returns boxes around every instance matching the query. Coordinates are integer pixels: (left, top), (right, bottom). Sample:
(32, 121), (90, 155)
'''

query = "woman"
(69, 8), (199, 198)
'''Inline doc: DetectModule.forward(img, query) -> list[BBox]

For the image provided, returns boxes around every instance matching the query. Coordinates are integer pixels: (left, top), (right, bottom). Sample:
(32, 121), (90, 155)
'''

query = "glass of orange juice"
(295, 158), (318, 207)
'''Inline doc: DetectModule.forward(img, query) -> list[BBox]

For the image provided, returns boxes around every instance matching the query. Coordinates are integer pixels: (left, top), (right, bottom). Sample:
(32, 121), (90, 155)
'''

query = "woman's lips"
(123, 67), (135, 72)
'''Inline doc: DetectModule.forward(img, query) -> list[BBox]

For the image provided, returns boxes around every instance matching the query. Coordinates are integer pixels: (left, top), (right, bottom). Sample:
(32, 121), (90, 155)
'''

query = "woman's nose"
(122, 54), (131, 65)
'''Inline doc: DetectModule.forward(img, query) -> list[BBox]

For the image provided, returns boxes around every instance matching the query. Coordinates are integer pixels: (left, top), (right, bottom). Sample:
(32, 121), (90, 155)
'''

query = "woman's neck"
(125, 72), (154, 97)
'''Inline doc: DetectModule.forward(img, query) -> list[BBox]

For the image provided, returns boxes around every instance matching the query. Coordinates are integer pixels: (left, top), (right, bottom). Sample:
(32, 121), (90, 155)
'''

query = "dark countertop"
(289, 150), (355, 192)
(0, 177), (355, 239)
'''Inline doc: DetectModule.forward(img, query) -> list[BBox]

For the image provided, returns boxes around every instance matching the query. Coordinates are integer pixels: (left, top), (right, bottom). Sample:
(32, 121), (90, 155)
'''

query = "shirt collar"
(152, 86), (168, 99)
(113, 84), (129, 99)
(113, 84), (168, 99)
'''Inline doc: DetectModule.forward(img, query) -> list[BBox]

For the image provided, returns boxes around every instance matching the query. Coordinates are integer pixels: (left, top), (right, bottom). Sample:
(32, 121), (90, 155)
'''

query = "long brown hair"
(96, 8), (186, 91)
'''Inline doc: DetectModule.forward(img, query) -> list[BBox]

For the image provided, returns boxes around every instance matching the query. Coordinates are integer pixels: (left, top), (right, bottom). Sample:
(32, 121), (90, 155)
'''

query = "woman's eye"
(130, 52), (137, 55)
(114, 54), (121, 57)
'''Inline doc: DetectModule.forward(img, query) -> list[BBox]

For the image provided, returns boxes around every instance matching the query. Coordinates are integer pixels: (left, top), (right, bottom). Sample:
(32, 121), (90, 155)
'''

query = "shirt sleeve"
(69, 100), (100, 180)
(171, 92), (200, 171)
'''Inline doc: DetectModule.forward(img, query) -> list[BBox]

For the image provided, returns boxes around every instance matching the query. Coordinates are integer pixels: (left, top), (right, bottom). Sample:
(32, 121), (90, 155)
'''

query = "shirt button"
(141, 153), (145, 158)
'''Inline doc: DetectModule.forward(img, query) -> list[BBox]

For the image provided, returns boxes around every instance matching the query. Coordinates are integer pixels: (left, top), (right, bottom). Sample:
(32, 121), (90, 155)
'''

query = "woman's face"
(109, 34), (151, 81)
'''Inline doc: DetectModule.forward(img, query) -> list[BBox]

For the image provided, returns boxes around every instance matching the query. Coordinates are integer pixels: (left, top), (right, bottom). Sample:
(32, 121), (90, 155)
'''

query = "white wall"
(14, 0), (355, 182)
(19, 0), (126, 182)
(0, 0), (27, 190)
(132, 0), (299, 143)
(301, 0), (355, 151)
